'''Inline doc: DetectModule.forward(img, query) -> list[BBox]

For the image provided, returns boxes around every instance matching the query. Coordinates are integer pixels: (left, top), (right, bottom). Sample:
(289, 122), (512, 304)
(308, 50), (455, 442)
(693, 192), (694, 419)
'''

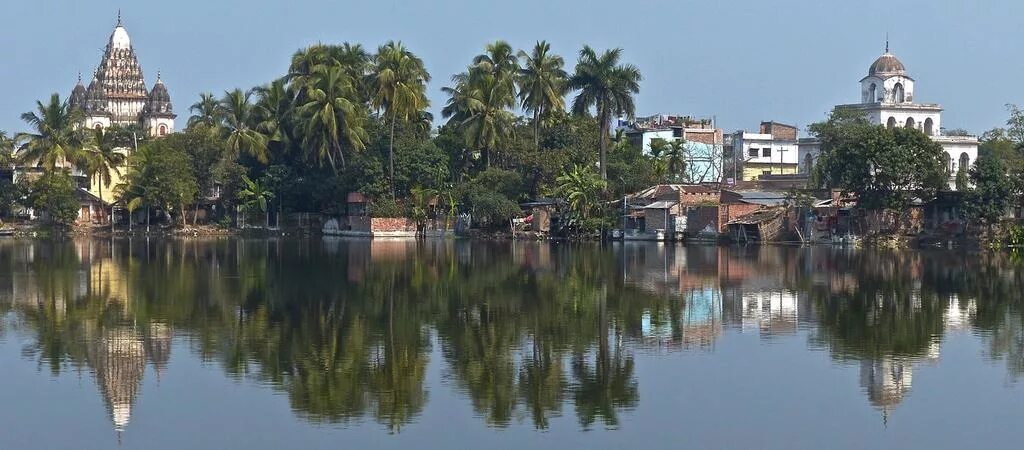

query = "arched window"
(94, 123), (103, 131)
(944, 152), (953, 176)
(924, 118), (934, 136)
(893, 83), (905, 103)
(804, 153), (814, 173)
(959, 153), (970, 173)
(158, 125), (167, 136)
(869, 83), (877, 103)
(886, 117), (897, 129)
(905, 117), (916, 129)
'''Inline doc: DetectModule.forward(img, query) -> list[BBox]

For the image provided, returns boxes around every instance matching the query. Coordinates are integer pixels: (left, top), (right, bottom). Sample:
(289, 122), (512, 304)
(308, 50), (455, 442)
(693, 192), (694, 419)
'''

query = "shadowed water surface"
(0, 238), (1022, 449)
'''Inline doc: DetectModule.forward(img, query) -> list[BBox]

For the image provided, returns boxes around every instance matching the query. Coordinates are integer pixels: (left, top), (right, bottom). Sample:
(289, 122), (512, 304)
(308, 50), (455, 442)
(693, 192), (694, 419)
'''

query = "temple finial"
(117, 9), (122, 26)
(885, 33), (889, 53)
(78, 72), (82, 83)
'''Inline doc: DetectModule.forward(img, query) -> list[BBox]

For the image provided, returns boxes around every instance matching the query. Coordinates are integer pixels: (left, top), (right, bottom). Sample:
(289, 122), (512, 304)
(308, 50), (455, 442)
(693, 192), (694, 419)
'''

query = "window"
(748, 148), (759, 158)
(886, 117), (897, 129)
(905, 117), (916, 129)
(762, 170), (772, 176)
(158, 125), (167, 136)
(893, 83), (905, 103)
(924, 118), (934, 136)
(94, 124), (103, 131)
(868, 83), (877, 102)
(762, 147), (772, 158)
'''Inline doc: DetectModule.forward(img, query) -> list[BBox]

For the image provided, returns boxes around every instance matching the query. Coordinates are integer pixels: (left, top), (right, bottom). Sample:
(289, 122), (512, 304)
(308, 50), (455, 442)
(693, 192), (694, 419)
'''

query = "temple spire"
(117, 9), (122, 26)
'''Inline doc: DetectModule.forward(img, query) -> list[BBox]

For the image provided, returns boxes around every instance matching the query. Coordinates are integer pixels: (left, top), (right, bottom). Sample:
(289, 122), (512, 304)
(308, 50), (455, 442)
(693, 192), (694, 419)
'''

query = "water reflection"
(0, 239), (1023, 436)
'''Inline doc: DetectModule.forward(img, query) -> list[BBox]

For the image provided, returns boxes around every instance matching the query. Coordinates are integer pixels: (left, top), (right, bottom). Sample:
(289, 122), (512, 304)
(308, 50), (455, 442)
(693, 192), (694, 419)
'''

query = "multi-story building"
(618, 114), (725, 183)
(800, 45), (979, 189)
(729, 121), (801, 182)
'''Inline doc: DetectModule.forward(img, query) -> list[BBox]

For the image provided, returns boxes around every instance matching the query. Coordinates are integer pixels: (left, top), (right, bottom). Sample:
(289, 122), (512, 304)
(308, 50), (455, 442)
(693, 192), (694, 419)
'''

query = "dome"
(143, 75), (174, 116)
(868, 52), (906, 76)
(109, 25), (131, 50)
(69, 76), (88, 110)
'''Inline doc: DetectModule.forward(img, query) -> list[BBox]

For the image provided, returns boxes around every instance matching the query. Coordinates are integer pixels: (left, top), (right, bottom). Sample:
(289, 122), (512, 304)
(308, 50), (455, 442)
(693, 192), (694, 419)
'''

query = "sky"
(3, 0), (1023, 137)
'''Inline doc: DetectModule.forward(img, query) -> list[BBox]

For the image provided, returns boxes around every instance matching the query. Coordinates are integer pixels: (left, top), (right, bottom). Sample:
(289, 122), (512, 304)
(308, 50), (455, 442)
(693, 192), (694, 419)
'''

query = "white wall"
(735, 133), (799, 165)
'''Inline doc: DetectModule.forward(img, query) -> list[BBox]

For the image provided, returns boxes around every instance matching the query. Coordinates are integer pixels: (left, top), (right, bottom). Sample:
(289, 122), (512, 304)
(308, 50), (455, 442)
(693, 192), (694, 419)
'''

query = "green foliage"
(811, 108), (947, 211)
(116, 138), (198, 225)
(966, 152), (1013, 226)
(369, 197), (403, 218)
(556, 165), (607, 219)
(28, 171), (79, 227)
(16, 93), (88, 172)
(455, 168), (525, 228)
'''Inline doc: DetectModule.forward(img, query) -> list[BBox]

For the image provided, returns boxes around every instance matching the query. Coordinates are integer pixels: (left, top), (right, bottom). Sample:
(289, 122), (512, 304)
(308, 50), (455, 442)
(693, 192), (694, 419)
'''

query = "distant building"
(729, 121), (801, 182)
(617, 114), (725, 183)
(800, 45), (979, 189)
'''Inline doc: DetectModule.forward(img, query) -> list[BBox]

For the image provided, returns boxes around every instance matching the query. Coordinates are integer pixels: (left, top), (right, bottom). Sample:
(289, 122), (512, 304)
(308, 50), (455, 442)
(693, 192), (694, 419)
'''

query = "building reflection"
(0, 238), (1023, 433)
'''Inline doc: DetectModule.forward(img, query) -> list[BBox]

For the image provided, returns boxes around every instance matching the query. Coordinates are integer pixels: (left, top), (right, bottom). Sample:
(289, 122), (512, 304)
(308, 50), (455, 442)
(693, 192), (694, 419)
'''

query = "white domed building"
(68, 15), (175, 137)
(800, 46), (978, 189)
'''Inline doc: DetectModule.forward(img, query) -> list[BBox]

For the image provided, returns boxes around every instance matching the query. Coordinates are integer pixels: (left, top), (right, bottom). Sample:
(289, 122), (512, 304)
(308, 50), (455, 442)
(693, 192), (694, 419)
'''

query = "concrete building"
(800, 45), (979, 189)
(618, 114), (725, 183)
(729, 121), (801, 182)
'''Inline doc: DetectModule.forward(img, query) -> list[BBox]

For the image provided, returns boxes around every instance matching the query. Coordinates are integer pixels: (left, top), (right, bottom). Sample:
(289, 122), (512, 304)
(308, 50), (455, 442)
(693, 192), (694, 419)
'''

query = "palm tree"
(568, 46), (642, 180)
(517, 41), (567, 149)
(218, 89), (269, 163)
(83, 126), (127, 228)
(473, 40), (519, 84)
(0, 130), (14, 167)
(253, 78), (295, 155)
(237, 175), (275, 228)
(297, 65), (368, 170)
(370, 41), (431, 198)
(441, 72), (474, 125)
(556, 165), (607, 219)
(460, 72), (516, 169)
(15, 94), (87, 171)
(188, 92), (221, 128)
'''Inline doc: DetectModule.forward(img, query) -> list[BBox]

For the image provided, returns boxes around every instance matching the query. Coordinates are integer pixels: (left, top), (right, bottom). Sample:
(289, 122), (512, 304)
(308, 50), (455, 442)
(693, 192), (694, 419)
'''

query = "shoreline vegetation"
(2, 40), (1024, 250)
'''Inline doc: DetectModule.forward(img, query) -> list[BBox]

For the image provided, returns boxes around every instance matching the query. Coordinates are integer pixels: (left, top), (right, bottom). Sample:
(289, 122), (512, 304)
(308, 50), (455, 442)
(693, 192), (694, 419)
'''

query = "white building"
(730, 122), (801, 182)
(618, 114), (725, 183)
(68, 14), (176, 137)
(801, 46), (978, 189)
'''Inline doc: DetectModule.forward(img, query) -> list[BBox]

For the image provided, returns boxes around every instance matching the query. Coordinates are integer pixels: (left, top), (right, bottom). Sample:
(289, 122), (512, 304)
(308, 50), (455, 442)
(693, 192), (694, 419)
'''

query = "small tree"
(29, 171), (79, 228)
(237, 175), (275, 228)
(966, 152), (1012, 230)
(556, 165), (607, 219)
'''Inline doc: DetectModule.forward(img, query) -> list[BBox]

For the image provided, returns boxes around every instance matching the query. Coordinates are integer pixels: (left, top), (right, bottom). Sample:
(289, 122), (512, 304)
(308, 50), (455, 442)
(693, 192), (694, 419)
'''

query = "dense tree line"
(1, 40), (670, 232)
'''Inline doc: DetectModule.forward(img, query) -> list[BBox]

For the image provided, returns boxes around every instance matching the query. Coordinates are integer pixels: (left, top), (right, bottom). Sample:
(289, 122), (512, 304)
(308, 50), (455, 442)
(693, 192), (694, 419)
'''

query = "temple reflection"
(0, 238), (1022, 433)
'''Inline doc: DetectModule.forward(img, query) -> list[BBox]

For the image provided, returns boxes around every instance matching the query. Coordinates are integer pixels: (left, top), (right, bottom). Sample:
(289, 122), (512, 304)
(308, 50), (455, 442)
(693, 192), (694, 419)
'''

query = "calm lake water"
(1, 238), (1023, 449)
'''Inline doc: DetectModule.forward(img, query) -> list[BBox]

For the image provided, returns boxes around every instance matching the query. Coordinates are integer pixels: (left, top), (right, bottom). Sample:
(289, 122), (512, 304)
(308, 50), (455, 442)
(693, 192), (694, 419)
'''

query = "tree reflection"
(1, 239), (1023, 435)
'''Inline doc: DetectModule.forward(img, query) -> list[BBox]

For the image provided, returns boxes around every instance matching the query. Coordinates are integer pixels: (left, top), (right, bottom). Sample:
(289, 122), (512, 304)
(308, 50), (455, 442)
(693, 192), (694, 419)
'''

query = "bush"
(369, 198), (405, 218)
(467, 191), (520, 229)
(28, 171), (79, 227)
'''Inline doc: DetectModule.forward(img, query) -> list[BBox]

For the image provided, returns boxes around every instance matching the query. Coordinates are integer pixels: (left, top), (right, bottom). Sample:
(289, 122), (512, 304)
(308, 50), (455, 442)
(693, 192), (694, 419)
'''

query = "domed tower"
(860, 45), (915, 104)
(142, 73), (176, 136)
(93, 15), (150, 125)
(68, 74), (87, 112)
(84, 73), (113, 130)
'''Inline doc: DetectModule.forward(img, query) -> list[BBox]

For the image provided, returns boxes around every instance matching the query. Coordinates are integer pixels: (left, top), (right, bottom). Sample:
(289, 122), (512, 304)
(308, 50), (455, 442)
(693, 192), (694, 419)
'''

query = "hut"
(726, 207), (789, 243)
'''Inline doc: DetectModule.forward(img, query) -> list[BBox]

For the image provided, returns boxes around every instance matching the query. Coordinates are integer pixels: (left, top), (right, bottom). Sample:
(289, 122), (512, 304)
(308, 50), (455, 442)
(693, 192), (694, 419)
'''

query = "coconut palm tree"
(253, 78), (295, 155)
(568, 46), (642, 180)
(473, 40), (519, 85)
(441, 72), (474, 126)
(460, 72), (516, 170)
(370, 41), (431, 197)
(517, 41), (567, 149)
(15, 94), (88, 172)
(218, 89), (269, 163)
(0, 130), (14, 167)
(237, 175), (275, 228)
(82, 126), (127, 227)
(297, 65), (368, 170)
(188, 92), (221, 128)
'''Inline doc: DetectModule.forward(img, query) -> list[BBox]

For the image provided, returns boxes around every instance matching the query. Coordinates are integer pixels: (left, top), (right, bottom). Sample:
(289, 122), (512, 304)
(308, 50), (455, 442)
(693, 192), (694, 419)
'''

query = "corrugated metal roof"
(644, 201), (678, 209)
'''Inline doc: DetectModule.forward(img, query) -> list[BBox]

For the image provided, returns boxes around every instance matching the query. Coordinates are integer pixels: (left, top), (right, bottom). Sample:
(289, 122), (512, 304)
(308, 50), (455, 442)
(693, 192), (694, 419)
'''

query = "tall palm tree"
(460, 72), (516, 169)
(517, 41), (567, 149)
(371, 41), (431, 197)
(83, 126), (127, 227)
(15, 94), (87, 172)
(473, 40), (519, 84)
(218, 89), (269, 163)
(297, 65), (368, 170)
(441, 72), (474, 125)
(188, 92), (221, 128)
(568, 46), (642, 180)
(253, 78), (295, 155)
(330, 43), (372, 102)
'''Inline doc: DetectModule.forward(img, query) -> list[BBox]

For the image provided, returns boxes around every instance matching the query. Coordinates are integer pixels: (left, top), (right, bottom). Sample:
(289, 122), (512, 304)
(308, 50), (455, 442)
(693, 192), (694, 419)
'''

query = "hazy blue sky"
(3, 0), (1023, 136)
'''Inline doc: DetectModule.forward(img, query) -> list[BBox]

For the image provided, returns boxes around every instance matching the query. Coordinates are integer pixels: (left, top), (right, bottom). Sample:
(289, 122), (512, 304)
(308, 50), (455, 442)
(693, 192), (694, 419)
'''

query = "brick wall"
(760, 122), (798, 140)
(645, 208), (672, 232)
(679, 191), (719, 206)
(370, 217), (417, 232)
(684, 128), (723, 145)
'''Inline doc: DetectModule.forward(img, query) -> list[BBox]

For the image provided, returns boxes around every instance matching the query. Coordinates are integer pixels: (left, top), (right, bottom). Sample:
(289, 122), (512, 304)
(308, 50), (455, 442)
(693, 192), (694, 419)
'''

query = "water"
(0, 238), (1022, 449)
